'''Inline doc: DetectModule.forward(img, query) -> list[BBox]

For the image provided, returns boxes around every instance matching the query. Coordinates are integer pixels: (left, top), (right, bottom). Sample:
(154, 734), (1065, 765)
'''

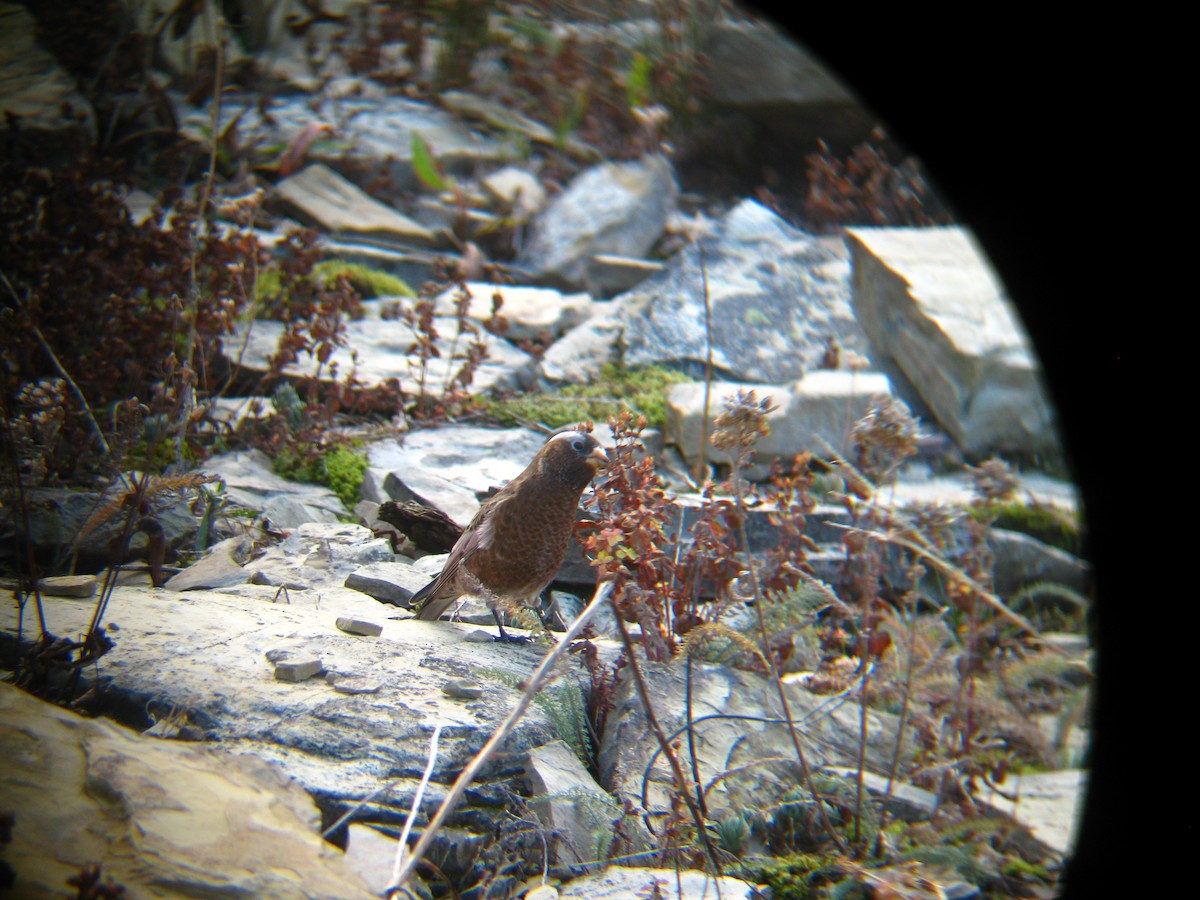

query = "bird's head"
(542, 430), (608, 485)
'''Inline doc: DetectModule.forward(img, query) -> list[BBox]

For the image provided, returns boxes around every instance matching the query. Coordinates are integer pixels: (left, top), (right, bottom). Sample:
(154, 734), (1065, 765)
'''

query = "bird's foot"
(493, 627), (533, 644)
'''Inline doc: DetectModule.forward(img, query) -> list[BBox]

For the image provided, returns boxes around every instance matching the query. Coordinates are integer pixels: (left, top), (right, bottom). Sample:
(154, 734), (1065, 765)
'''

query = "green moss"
(313, 260), (415, 298)
(272, 445), (368, 509)
(484, 363), (691, 431)
(742, 853), (836, 900)
(984, 501), (1082, 555)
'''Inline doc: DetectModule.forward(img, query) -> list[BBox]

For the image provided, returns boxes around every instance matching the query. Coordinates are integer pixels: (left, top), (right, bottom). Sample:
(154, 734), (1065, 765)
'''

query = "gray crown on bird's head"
(540, 430), (607, 482)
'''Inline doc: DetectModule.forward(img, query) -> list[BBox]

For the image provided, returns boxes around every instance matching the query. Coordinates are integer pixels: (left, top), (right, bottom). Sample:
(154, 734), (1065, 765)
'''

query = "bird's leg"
(491, 609), (532, 644)
(459, 569), (531, 644)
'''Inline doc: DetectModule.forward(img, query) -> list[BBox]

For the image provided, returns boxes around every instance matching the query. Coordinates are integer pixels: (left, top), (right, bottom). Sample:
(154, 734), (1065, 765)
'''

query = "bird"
(410, 429), (608, 642)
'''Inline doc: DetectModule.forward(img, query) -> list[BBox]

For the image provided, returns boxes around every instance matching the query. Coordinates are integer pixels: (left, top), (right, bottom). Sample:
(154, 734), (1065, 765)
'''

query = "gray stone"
(32, 575), (97, 599)
(180, 93), (505, 192)
(202, 449), (349, 526)
(519, 154), (678, 294)
(335, 616), (383, 637)
(664, 372), (896, 476)
(441, 678), (484, 700)
(0, 3), (96, 160)
(481, 165), (547, 218)
(706, 18), (874, 147)
(225, 300), (537, 399)
(598, 653), (912, 821)
(327, 674), (383, 695)
(273, 655), (325, 682)
(524, 740), (620, 865)
(557, 865), (757, 900)
(434, 282), (594, 342)
(846, 226), (1061, 460)
(164, 536), (252, 591)
(617, 199), (871, 383)
(0, 682), (376, 899)
(344, 561), (429, 606)
(537, 304), (625, 384)
(275, 163), (436, 245)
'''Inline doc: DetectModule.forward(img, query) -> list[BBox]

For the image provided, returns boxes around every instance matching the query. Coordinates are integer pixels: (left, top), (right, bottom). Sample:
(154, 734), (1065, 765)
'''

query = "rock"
(482, 165), (547, 218)
(327, 674), (383, 695)
(706, 18), (873, 149)
(0, 485), (204, 576)
(275, 163), (437, 246)
(441, 678), (484, 700)
(434, 282), (594, 342)
(335, 616), (383, 637)
(14, 574), (97, 599)
(846, 226), (1061, 461)
(598, 653), (912, 821)
(537, 303), (626, 385)
(0, 583), (593, 837)
(273, 653), (325, 682)
(0, 682), (375, 899)
(366, 426), (550, 526)
(616, 199), (871, 382)
(180, 93), (505, 192)
(225, 300), (537, 399)
(201, 449), (349, 527)
(165, 536), (252, 591)
(0, 3), (96, 162)
(664, 371), (896, 475)
(344, 561), (428, 606)
(978, 769), (1088, 856)
(557, 865), (758, 900)
(244, 522), (397, 593)
(524, 740), (620, 865)
(990, 528), (1092, 597)
(519, 154), (678, 294)
(441, 90), (598, 162)
(343, 823), (398, 896)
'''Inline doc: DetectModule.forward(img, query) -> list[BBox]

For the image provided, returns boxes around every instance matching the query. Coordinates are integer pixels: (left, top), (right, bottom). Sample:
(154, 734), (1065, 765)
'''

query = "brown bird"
(410, 429), (607, 642)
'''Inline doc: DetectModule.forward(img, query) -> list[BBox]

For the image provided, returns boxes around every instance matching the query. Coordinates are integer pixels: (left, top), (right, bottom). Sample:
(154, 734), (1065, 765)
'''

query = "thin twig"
(387, 580), (615, 894)
(387, 724), (443, 892)
(612, 612), (725, 886)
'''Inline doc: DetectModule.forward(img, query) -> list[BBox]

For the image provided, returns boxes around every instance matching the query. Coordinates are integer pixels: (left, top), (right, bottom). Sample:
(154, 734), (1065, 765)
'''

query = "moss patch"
(484, 363), (691, 431)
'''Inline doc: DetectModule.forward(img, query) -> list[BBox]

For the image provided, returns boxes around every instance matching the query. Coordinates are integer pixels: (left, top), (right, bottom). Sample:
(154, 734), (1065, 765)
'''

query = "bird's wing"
(410, 492), (506, 619)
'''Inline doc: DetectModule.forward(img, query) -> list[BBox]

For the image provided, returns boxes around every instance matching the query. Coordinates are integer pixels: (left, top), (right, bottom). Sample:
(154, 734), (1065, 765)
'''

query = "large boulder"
(0, 681), (375, 899)
(846, 226), (1061, 461)
(518, 154), (678, 295)
(0, 3), (96, 161)
(616, 200), (871, 383)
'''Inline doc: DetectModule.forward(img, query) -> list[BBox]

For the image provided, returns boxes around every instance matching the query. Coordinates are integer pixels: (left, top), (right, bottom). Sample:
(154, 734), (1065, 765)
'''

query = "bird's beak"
(588, 445), (609, 469)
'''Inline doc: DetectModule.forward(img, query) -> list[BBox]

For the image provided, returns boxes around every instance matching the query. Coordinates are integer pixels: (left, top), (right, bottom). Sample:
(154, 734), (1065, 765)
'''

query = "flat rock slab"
(616, 199), (871, 383)
(0, 582), (583, 821)
(183, 93), (505, 191)
(0, 682), (376, 899)
(226, 300), (537, 397)
(557, 865), (758, 900)
(275, 163), (436, 245)
(846, 226), (1059, 459)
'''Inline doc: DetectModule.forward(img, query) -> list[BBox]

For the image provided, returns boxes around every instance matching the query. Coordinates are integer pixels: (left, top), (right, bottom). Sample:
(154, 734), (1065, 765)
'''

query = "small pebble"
(327, 673), (383, 695)
(336, 616), (383, 637)
(441, 679), (483, 700)
(273, 657), (324, 682)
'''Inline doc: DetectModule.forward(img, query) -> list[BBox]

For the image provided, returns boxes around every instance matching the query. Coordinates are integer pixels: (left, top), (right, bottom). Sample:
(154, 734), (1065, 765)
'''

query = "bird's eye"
(571, 439), (585, 452)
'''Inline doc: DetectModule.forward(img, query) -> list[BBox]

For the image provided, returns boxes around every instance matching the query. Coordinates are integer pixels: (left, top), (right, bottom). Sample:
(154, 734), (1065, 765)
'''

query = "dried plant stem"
(2, 271), (113, 462)
(832, 522), (1039, 638)
(387, 581), (614, 893)
(611, 612), (724, 882)
(873, 592), (919, 856)
(387, 725), (443, 893)
(694, 242), (713, 486)
(730, 456), (849, 855)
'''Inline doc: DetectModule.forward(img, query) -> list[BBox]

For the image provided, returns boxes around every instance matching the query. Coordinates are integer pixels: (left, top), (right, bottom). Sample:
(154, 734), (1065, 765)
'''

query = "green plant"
(272, 444), (367, 510)
(485, 363), (691, 431)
